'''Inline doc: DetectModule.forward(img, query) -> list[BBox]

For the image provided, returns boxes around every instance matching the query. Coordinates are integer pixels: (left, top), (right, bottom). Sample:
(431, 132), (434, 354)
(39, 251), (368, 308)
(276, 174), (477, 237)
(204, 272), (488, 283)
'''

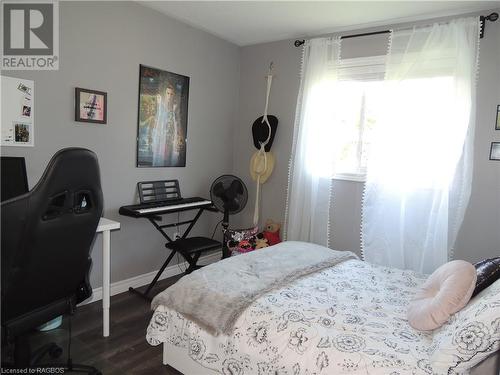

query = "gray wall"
(234, 12), (500, 262)
(456, 15), (500, 262)
(2, 4), (498, 291)
(1, 1), (240, 287)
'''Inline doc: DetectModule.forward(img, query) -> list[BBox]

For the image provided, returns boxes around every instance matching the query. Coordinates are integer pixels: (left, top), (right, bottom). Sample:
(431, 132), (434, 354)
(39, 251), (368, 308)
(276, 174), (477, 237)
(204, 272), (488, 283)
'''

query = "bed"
(146, 242), (500, 375)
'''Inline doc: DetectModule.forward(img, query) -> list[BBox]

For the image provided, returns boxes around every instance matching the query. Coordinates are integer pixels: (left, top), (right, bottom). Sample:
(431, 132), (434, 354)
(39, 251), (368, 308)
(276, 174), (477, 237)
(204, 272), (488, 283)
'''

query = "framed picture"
(14, 122), (31, 143)
(75, 88), (107, 124)
(496, 105), (500, 130)
(490, 142), (500, 161)
(136, 65), (189, 167)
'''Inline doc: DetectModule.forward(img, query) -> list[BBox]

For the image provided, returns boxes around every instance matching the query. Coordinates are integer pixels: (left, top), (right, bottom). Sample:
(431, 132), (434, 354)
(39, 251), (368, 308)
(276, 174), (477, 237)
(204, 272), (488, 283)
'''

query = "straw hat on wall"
(250, 150), (275, 184)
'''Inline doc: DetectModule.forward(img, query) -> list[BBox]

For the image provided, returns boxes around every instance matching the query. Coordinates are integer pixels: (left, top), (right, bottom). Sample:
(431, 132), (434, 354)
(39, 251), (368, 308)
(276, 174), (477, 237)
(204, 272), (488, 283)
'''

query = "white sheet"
(147, 259), (461, 374)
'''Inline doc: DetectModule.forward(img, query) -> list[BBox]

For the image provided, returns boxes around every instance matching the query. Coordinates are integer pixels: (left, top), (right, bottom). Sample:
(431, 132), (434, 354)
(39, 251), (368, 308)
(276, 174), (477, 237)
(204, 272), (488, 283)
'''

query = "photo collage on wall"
(1, 77), (35, 147)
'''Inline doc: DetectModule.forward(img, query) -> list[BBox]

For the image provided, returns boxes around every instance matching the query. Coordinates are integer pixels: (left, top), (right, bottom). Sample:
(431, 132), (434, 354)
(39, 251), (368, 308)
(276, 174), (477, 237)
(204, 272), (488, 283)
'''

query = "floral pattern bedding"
(146, 259), (498, 375)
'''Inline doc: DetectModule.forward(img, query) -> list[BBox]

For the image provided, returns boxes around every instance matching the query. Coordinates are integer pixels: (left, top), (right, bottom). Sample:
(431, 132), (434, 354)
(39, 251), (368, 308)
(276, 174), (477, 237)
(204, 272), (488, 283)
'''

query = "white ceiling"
(142, 1), (500, 46)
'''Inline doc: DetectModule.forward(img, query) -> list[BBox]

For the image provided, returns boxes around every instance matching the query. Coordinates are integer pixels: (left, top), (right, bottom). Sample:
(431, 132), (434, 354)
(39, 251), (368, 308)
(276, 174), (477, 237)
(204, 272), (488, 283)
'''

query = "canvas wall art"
(137, 65), (189, 167)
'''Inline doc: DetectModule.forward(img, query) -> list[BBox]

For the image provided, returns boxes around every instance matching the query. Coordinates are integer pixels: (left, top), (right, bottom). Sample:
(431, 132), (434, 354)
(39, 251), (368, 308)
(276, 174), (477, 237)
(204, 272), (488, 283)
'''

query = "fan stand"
(221, 209), (230, 258)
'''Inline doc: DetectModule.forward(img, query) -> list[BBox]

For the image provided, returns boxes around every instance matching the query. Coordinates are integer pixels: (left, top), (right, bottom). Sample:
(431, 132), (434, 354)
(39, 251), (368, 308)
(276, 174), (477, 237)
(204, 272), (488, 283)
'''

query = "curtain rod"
(293, 12), (499, 47)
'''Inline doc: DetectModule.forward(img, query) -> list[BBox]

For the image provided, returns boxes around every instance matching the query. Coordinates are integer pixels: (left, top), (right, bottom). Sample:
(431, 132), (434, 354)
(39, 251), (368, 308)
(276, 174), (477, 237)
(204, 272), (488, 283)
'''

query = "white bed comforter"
(152, 242), (357, 336)
(147, 258), (451, 374)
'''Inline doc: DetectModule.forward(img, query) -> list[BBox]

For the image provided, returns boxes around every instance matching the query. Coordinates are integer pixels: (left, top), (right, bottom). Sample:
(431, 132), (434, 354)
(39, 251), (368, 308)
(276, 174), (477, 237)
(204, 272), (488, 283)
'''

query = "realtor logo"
(2, 1), (59, 70)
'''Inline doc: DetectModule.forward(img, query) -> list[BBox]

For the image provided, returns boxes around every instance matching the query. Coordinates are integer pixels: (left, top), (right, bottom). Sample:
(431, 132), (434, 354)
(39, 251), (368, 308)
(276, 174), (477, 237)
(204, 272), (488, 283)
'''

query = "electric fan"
(210, 175), (248, 257)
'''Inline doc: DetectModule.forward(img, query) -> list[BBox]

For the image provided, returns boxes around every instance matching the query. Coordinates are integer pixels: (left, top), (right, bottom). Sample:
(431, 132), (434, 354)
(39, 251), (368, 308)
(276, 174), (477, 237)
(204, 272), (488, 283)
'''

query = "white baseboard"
(80, 252), (221, 306)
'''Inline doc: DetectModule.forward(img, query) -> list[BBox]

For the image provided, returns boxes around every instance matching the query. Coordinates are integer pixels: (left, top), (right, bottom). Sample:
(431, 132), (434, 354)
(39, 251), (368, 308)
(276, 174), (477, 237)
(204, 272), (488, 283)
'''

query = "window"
(332, 56), (386, 181)
(333, 80), (385, 180)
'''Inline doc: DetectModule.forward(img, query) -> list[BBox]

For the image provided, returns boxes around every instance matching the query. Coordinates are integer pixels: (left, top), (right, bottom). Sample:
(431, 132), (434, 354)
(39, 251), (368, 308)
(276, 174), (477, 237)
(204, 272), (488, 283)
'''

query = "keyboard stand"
(128, 206), (221, 301)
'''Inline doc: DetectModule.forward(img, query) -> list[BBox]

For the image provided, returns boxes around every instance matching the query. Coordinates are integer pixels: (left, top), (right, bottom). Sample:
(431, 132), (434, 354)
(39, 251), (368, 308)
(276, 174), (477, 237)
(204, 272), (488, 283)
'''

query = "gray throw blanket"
(152, 241), (358, 336)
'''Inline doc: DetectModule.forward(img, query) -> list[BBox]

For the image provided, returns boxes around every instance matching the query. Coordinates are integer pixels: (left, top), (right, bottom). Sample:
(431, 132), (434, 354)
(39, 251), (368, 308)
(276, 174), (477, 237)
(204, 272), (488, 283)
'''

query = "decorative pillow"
(472, 257), (500, 297)
(429, 278), (500, 373)
(407, 260), (477, 331)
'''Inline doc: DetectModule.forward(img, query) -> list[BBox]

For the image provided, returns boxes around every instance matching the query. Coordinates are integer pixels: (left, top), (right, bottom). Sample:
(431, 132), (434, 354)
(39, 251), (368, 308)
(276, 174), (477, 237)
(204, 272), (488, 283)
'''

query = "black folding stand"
(128, 206), (221, 301)
(120, 180), (222, 301)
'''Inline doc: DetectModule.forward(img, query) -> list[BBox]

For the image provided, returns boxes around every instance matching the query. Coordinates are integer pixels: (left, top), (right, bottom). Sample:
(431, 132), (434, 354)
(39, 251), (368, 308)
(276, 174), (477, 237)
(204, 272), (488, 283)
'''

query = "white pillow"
(407, 260), (477, 331)
(429, 278), (500, 373)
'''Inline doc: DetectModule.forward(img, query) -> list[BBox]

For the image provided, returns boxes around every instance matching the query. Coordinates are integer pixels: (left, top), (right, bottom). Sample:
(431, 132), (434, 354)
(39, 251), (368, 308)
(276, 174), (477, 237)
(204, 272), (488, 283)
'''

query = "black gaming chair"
(1, 148), (103, 373)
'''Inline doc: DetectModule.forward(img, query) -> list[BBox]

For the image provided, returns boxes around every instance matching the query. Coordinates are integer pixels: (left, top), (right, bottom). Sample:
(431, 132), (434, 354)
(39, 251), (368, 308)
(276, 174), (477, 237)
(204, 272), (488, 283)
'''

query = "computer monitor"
(1, 156), (29, 202)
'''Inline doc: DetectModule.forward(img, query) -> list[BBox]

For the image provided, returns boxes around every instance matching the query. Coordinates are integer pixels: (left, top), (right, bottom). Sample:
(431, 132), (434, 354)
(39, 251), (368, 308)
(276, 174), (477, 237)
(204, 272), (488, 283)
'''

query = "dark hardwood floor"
(3, 275), (184, 374)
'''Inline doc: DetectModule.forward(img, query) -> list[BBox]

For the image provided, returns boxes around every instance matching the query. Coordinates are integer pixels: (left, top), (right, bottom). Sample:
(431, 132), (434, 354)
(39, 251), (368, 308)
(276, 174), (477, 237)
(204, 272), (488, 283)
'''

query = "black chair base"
(29, 342), (62, 364)
(1, 328), (101, 375)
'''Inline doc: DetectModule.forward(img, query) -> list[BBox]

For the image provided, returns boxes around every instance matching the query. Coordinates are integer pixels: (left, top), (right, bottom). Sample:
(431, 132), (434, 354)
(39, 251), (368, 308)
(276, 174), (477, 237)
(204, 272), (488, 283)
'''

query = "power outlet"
(173, 232), (181, 240)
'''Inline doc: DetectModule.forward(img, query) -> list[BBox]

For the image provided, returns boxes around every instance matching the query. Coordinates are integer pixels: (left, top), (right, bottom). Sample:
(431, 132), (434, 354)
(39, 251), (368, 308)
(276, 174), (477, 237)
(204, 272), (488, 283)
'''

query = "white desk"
(96, 217), (120, 337)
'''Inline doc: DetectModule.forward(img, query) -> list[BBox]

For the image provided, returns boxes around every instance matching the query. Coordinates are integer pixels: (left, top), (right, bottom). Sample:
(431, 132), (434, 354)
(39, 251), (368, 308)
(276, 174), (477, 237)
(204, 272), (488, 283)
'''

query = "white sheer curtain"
(362, 17), (480, 273)
(284, 37), (342, 246)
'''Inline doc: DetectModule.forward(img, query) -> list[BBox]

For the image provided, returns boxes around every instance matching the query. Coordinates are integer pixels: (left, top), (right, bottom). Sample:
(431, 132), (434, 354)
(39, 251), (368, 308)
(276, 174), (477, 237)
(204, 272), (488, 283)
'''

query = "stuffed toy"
(263, 219), (281, 246)
(254, 233), (269, 249)
(236, 239), (254, 253)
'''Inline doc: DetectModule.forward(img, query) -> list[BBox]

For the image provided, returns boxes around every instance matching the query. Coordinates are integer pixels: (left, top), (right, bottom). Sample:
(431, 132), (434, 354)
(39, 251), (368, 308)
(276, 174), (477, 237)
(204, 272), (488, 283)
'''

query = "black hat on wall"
(252, 115), (278, 152)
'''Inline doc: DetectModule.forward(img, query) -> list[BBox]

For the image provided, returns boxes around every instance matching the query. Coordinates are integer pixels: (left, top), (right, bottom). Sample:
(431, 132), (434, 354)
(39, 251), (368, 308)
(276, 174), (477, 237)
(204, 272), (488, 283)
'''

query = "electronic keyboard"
(119, 197), (213, 218)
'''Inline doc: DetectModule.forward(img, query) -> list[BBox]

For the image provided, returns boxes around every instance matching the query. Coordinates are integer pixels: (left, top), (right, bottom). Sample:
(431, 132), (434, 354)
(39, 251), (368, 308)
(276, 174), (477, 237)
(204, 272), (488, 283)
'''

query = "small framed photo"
(495, 105), (500, 130)
(22, 105), (31, 117)
(490, 142), (500, 161)
(17, 82), (32, 96)
(14, 122), (31, 143)
(75, 87), (107, 124)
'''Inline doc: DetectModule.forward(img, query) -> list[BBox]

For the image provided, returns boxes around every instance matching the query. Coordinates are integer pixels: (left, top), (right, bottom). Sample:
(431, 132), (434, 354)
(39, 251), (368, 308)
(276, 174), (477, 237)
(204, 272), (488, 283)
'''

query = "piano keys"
(119, 197), (213, 218)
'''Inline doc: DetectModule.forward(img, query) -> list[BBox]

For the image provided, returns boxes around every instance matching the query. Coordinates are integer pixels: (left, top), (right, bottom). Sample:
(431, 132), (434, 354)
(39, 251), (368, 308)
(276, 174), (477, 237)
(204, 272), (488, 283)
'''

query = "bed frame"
(162, 341), (499, 375)
(163, 341), (217, 374)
